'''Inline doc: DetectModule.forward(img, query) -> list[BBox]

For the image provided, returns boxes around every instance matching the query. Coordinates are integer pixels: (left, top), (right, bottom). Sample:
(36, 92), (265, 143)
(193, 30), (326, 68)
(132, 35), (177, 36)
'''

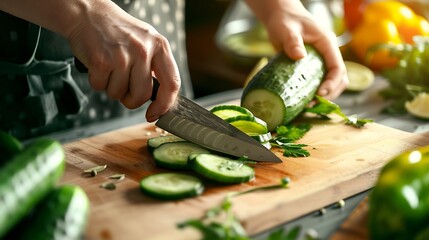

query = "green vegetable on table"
(0, 137), (66, 238)
(368, 145), (429, 240)
(0, 131), (90, 239)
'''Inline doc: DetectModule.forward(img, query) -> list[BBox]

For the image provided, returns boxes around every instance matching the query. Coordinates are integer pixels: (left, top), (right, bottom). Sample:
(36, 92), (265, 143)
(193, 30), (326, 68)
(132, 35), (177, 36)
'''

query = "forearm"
(0, 0), (119, 39)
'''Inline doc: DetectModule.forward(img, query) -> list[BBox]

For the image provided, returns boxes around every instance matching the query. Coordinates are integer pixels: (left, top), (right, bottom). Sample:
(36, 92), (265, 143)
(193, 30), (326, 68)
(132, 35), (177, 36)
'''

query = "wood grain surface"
(60, 114), (429, 240)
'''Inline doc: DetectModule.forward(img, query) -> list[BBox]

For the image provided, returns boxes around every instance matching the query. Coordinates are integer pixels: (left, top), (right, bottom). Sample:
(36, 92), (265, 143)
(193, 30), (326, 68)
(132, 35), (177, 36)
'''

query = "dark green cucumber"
(189, 153), (255, 184)
(0, 138), (65, 238)
(147, 134), (185, 153)
(13, 185), (90, 240)
(153, 141), (210, 169)
(241, 45), (325, 131)
(140, 173), (204, 200)
(0, 130), (23, 162)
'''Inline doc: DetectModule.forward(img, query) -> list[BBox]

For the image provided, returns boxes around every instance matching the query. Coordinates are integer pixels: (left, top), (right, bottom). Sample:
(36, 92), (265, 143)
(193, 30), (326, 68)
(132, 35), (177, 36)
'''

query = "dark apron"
(0, 1), (193, 140)
(0, 14), (88, 139)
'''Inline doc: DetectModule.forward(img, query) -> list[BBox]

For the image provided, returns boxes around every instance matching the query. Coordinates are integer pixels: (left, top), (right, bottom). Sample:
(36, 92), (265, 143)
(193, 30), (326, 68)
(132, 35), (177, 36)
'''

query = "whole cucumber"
(0, 130), (23, 162)
(14, 185), (90, 240)
(0, 138), (65, 238)
(241, 45), (325, 131)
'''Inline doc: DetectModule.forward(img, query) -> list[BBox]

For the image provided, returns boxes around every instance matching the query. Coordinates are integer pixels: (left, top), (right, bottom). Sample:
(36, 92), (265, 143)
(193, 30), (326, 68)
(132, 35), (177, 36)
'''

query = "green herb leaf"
(305, 96), (372, 128)
(305, 96), (346, 118)
(178, 177), (292, 240)
(275, 124), (312, 142)
(345, 115), (373, 128)
(279, 143), (310, 157)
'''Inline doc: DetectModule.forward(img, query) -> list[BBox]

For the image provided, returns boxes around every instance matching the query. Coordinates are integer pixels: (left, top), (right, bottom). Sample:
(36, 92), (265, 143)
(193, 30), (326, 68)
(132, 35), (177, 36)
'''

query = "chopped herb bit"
(108, 173), (126, 181)
(90, 170), (98, 177)
(305, 228), (319, 240)
(317, 208), (327, 216)
(100, 182), (116, 190)
(336, 199), (345, 208)
(83, 164), (107, 174)
(345, 115), (374, 128)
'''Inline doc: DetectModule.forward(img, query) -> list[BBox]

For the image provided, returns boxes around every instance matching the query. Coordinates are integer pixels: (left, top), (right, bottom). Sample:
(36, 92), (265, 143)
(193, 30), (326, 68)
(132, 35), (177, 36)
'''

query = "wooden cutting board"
(60, 111), (429, 240)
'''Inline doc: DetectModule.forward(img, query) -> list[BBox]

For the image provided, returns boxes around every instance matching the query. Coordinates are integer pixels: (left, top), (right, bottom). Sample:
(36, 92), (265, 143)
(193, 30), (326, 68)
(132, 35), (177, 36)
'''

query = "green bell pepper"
(368, 145), (429, 240)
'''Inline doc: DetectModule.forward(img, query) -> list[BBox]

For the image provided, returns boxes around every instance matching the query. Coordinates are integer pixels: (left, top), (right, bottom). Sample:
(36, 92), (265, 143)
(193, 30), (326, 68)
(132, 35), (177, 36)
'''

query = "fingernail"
(291, 46), (306, 59)
(147, 115), (160, 122)
(318, 89), (328, 96)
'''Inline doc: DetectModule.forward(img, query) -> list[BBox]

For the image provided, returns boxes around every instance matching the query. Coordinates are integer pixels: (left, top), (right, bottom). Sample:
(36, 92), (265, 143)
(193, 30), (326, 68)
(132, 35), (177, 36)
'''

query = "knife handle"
(74, 57), (159, 101)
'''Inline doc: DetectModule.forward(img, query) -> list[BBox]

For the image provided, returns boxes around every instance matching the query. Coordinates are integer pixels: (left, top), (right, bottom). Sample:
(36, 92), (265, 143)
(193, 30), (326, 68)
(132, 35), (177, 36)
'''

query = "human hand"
(245, 0), (348, 100)
(67, 1), (180, 122)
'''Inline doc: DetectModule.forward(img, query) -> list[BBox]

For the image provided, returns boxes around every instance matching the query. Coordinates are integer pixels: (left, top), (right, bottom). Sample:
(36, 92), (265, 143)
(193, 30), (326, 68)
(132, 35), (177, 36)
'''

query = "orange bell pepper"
(349, 0), (429, 71)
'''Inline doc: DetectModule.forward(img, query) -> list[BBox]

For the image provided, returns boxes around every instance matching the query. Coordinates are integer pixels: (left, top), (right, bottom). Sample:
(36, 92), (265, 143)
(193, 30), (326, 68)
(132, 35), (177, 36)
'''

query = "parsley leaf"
(305, 96), (373, 128)
(269, 124), (312, 157)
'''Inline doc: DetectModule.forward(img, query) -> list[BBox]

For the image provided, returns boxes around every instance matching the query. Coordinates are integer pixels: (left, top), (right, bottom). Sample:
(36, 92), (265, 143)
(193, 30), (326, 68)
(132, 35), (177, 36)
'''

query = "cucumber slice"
(147, 135), (185, 152)
(153, 142), (210, 170)
(210, 105), (254, 120)
(345, 61), (374, 92)
(405, 92), (429, 119)
(140, 173), (204, 200)
(251, 132), (272, 149)
(190, 153), (255, 184)
(228, 115), (268, 135)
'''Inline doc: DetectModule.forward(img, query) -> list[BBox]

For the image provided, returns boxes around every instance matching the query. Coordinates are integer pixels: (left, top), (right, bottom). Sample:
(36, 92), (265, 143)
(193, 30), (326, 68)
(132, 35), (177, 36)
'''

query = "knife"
(74, 58), (282, 163)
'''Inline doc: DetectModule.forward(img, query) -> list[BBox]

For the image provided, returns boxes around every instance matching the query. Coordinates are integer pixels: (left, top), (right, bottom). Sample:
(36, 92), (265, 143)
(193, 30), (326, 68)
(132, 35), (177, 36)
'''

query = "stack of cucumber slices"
(140, 105), (272, 200)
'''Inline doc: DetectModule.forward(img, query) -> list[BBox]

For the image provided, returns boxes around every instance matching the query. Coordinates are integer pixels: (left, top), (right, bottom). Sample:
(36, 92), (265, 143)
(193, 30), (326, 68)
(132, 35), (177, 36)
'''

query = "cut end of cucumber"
(345, 61), (375, 92)
(241, 89), (285, 132)
(140, 173), (204, 200)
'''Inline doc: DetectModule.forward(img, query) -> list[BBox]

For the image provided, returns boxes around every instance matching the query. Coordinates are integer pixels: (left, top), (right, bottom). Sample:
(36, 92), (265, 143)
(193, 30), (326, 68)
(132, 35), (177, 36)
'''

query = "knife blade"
(74, 57), (282, 163)
(155, 95), (282, 163)
(152, 81), (281, 163)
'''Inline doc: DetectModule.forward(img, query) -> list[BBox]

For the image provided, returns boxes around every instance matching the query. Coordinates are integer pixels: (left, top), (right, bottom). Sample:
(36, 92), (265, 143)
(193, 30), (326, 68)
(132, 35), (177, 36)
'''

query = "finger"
(106, 65), (130, 100)
(146, 39), (181, 122)
(282, 30), (307, 60)
(318, 68), (348, 100)
(88, 63), (111, 91)
(310, 31), (348, 100)
(120, 61), (153, 109)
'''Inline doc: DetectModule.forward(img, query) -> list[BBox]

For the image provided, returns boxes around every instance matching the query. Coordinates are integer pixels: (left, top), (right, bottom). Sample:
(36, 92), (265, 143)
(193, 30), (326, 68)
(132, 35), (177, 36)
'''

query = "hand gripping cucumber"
(13, 185), (90, 240)
(0, 138), (65, 238)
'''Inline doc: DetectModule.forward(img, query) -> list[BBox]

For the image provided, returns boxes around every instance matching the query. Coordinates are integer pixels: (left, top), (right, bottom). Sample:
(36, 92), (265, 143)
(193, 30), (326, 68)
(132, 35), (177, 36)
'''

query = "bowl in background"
(216, 0), (351, 67)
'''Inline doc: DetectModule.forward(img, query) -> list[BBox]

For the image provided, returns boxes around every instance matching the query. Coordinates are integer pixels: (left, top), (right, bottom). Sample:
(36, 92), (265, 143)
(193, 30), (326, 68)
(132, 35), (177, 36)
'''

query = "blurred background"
(185, 0), (429, 98)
